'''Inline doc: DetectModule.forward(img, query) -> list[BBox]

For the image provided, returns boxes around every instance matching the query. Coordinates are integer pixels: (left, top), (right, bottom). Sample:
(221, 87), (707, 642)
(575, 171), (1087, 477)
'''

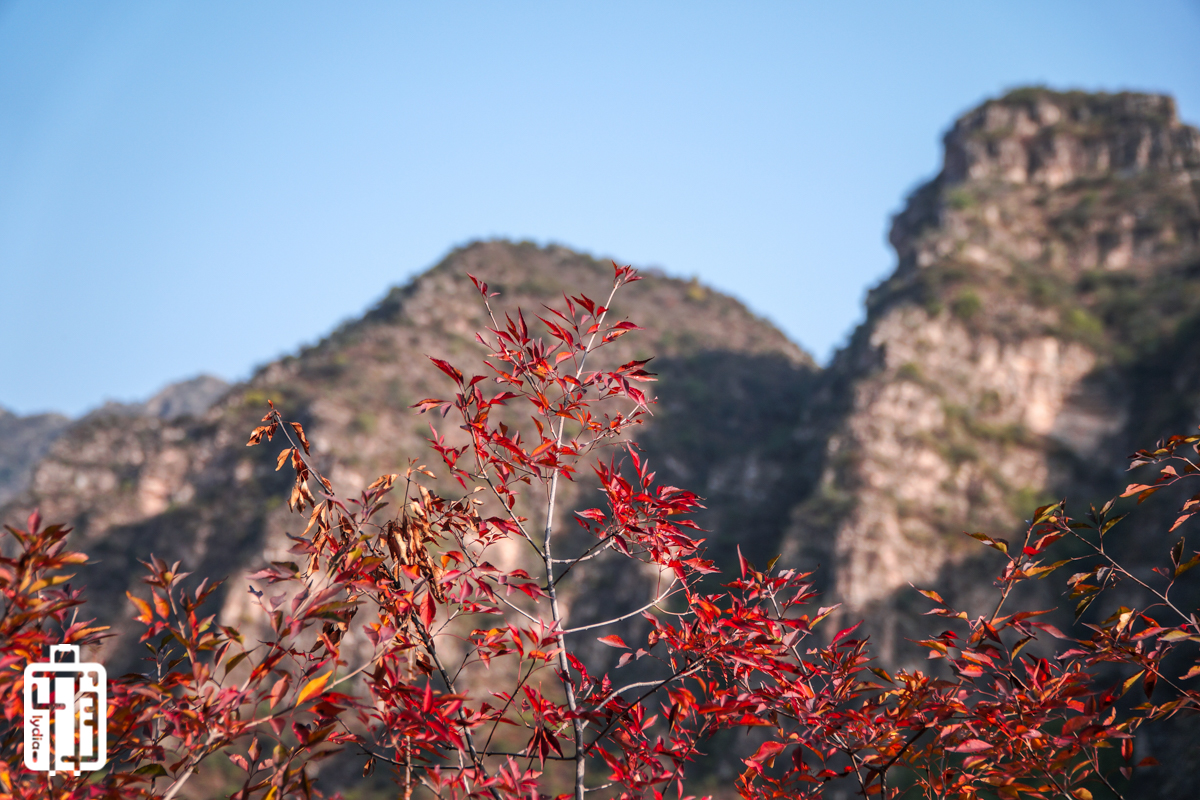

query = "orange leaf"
(127, 593), (153, 625)
(152, 590), (170, 620)
(297, 672), (331, 705)
(916, 588), (945, 604)
(289, 422), (311, 454)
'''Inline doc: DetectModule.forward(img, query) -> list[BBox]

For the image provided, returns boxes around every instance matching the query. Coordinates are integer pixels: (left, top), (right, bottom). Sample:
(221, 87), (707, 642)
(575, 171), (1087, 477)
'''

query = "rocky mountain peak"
(787, 88), (1200, 653)
(0, 240), (819, 677)
(943, 88), (1199, 188)
(890, 89), (1200, 281)
(139, 374), (230, 420)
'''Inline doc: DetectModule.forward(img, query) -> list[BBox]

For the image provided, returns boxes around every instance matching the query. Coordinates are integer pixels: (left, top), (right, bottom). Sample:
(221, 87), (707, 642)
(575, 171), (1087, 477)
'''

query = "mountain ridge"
(0, 241), (818, 682)
(0, 375), (230, 506)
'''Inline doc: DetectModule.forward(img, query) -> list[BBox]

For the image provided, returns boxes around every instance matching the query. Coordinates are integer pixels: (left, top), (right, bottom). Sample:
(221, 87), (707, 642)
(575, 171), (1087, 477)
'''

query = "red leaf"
(269, 675), (290, 709)
(948, 739), (993, 753)
(420, 590), (436, 629)
(429, 358), (464, 384)
(1032, 622), (1073, 640)
(597, 634), (629, 649)
(748, 741), (786, 765)
(831, 621), (862, 645)
(421, 681), (434, 714)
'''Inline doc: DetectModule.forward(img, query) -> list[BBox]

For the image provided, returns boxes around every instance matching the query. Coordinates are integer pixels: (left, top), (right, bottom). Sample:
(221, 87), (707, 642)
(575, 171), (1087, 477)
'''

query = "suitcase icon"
(23, 644), (107, 775)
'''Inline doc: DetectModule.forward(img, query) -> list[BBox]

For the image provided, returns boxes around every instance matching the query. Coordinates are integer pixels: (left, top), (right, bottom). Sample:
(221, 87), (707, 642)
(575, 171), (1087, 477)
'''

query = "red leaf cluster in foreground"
(1, 266), (1198, 800)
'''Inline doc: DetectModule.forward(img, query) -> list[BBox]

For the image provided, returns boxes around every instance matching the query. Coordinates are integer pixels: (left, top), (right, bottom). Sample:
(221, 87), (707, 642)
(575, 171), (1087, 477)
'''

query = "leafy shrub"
(951, 290), (983, 321)
(945, 188), (975, 211)
(1059, 306), (1107, 347)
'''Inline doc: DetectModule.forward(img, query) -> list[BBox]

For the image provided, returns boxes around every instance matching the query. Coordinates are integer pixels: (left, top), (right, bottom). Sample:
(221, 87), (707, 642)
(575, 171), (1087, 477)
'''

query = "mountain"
(100, 374), (231, 420)
(2, 87), (1198, 797)
(0, 408), (71, 507)
(776, 88), (1200, 794)
(0, 376), (230, 507)
(779, 88), (1200, 660)
(0, 242), (816, 677)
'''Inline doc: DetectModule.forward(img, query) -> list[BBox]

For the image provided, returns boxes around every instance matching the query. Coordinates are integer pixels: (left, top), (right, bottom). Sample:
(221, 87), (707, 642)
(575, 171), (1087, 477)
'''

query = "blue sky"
(2, 1), (1198, 416)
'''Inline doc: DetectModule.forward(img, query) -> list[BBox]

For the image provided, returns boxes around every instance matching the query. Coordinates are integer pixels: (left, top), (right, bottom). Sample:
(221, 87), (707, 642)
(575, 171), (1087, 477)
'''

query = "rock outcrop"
(0, 376), (229, 509)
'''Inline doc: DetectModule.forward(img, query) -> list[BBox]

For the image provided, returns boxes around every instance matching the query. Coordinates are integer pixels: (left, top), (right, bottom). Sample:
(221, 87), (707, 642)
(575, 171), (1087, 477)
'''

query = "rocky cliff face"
(5, 89), (1197, 657)
(781, 88), (1200, 663)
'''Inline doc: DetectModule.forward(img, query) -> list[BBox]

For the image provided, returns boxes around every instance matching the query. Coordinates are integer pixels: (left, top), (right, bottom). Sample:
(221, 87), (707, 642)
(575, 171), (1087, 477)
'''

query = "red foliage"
(1, 266), (1198, 799)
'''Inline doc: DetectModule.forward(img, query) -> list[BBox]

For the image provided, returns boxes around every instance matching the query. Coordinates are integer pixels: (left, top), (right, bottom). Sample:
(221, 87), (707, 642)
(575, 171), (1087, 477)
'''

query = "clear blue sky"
(2, 1), (1198, 416)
